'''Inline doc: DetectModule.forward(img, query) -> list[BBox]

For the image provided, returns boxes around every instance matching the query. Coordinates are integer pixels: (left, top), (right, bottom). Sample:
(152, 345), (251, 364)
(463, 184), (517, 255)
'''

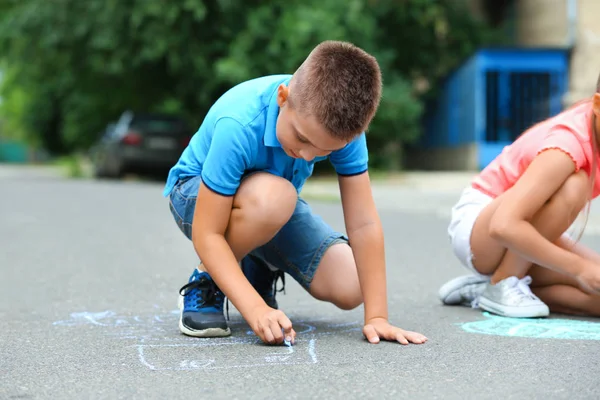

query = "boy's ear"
(277, 84), (290, 107)
(593, 93), (600, 117)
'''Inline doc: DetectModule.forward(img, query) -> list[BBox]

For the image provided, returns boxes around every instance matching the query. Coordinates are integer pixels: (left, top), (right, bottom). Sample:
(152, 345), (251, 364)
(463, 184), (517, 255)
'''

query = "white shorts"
(448, 186), (577, 275)
(447, 186), (493, 275)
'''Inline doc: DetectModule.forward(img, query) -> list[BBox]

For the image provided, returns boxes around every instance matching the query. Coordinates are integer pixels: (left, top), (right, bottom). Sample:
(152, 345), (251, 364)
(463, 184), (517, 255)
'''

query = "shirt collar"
(264, 77), (291, 147)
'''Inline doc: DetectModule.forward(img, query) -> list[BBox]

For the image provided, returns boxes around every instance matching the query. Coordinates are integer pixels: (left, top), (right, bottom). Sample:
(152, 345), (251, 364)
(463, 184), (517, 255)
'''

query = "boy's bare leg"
(310, 243), (362, 310)
(309, 234), (427, 345)
(197, 172), (298, 269)
(180, 172), (298, 339)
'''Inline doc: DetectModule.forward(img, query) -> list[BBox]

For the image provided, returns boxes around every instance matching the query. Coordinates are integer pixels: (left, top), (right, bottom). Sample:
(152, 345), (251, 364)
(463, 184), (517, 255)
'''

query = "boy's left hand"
(363, 317), (428, 345)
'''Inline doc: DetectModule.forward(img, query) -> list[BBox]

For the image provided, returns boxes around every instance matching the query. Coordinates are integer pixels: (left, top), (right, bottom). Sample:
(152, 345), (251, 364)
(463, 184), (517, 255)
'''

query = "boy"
(164, 40), (427, 346)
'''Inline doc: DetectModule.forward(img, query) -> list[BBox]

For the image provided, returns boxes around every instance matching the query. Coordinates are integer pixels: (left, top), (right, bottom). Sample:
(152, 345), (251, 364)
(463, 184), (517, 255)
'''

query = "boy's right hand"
(250, 305), (296, 345)
(575, 261), (600, 294)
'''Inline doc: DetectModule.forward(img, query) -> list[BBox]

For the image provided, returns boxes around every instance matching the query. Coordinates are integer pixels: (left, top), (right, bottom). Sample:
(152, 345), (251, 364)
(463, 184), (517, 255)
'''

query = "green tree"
(0, 0), (500, 169)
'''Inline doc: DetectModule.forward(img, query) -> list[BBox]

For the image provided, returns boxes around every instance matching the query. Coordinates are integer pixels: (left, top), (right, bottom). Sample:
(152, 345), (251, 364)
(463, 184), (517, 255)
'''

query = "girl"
(438, 74), (600, 318)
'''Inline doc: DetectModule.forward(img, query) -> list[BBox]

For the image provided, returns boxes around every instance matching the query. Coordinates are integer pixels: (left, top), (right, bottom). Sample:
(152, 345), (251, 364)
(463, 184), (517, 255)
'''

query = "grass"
(50, 151), (410, 183)
(300, 192), (341, 203)
(53, 153), (92, 179)
(309, 169), (407, 183)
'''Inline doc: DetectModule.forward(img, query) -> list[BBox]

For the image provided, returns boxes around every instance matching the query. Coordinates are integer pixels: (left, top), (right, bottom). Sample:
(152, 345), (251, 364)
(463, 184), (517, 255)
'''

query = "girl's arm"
(559, 235), (600, 265)
(489, 149), (590, 279)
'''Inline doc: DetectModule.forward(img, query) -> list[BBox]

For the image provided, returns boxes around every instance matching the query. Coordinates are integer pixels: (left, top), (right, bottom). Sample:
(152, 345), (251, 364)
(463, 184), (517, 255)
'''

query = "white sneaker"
(478, 276), (550, 318)
(438, 275), (489, 307)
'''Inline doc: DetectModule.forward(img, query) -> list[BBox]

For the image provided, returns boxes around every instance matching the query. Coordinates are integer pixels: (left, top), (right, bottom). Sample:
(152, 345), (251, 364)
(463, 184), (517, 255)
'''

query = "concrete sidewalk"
(3, 173), (599, 399)
(0, 162), (476, 197)
(0, 163), (64, 180)
(5, 163), (600, 236)
(302, 170), (600, 237)
(302, 171), (476, 198)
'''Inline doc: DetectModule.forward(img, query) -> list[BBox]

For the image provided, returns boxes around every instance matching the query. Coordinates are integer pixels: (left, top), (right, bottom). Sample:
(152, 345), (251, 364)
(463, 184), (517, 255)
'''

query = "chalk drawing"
(52, 310), (179, 328)
(53, 309), (358, 371)
(460, 312), (600, 340)
(53, 311), (118, 326)
(135, 337), (319, 371)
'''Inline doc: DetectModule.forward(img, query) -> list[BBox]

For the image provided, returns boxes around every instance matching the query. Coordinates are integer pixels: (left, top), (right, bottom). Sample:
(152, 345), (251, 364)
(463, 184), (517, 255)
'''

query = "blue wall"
(421, 48), (569, 169)
(0, 140), (29, 163)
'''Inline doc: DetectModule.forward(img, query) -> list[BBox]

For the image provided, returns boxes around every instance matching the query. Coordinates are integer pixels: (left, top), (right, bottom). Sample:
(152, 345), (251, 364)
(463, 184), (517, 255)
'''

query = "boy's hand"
(250, 305), (296, 345)
(363, 317), (428, 345)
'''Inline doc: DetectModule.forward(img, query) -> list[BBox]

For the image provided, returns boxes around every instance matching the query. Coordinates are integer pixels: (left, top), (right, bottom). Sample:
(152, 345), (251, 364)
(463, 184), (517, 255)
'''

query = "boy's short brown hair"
(289, 41), (383, 141)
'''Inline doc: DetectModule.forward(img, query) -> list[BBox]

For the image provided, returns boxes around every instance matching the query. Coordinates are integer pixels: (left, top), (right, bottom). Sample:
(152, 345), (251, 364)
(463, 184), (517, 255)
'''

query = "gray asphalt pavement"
(1, 166), (600, 399)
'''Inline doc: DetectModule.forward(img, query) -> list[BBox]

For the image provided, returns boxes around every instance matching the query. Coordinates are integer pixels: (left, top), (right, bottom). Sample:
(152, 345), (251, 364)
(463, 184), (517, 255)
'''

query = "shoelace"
(507, 276), (537, 303)
(466, 283), (484, 308)
(179, 278), (229, 319)
(471, 275), (536, 308)
(272, 270), (286, 296)
(180, 270), (287, 322)
(244, 254), (286, 298)
(223, 270), (286, 316)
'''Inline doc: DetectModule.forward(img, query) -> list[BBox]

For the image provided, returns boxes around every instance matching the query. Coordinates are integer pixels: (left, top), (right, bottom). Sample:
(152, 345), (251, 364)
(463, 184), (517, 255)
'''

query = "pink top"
(472, 101), (600, 199)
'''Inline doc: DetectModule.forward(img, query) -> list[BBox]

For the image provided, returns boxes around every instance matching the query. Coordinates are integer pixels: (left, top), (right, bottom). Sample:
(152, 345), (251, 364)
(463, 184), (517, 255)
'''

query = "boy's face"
(275, 84), (349, 161)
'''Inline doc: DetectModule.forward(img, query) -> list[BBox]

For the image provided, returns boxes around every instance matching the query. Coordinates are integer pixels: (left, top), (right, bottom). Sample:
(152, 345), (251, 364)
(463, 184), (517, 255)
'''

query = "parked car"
(91, 111), (193, 178)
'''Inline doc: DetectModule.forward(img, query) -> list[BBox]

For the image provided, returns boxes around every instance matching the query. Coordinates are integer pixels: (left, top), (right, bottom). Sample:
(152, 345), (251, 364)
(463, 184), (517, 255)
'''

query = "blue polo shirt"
(163, 74), (369, 197)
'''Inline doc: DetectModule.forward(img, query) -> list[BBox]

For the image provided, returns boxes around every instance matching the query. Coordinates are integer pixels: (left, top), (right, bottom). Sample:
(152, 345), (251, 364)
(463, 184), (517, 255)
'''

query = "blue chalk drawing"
(53, 309), (359, 370)
(460, 312), (600, 340)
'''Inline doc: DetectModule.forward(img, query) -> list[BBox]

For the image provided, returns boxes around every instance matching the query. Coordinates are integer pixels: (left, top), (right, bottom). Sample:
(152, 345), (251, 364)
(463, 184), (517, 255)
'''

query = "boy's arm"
(191, 182), (267, 321)
(193, 180), (295, 345)
(191, 118), (294, 344)
(338, 172), (427, 345)
(338, 172), (387, 321)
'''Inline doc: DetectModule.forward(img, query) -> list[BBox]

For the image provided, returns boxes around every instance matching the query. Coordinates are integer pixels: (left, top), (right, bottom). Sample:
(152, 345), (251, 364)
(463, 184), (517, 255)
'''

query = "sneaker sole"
(177, 296), (232, 338)
(438, 274), (489, 305)
(478, 296), (550, 318)
(178, 318), (232, 338)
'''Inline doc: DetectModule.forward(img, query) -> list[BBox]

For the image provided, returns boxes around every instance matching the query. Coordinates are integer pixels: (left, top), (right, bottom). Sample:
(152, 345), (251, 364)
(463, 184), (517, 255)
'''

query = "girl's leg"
(470, 170), (589, 278)
(533, 285), (600, 316)
(528, 242), (600, 317)
(467, 171), (590, 317)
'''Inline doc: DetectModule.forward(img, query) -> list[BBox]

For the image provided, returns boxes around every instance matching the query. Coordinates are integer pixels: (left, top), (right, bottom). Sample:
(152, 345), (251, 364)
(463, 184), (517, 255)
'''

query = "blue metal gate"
(421, 48), (569, 169)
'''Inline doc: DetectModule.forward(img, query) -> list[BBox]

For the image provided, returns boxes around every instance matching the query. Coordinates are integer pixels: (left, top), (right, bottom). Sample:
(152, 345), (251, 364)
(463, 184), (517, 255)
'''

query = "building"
(411, 0), (600, 170)
(479, 0), (600, 105)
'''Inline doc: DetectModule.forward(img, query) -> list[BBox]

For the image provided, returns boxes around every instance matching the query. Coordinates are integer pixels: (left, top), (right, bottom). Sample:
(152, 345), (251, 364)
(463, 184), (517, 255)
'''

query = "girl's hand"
(575, 261), (600, 294)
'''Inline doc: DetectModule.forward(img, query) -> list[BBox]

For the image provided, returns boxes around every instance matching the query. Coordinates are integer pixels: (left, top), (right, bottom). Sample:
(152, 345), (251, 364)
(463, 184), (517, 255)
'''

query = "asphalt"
(1, 165), (600, 399)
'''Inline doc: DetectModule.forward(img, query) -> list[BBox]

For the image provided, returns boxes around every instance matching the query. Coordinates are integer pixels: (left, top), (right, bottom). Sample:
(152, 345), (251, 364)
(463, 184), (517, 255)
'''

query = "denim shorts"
(168, 175), (348, 290)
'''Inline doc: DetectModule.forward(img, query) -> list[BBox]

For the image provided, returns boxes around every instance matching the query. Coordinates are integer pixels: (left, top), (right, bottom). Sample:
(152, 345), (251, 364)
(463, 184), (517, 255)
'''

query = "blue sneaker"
(178, 269), (231, 337)
(241, 255), (285, 310)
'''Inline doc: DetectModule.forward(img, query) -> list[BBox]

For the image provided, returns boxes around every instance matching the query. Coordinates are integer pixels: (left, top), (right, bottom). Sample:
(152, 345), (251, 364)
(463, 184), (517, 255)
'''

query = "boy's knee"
(332, 292), (363, 310)
(310, 243), (363, 310)
(311, 281), (363, 310)
(237, 173), (297, 230)
(552, 170), (589, 212)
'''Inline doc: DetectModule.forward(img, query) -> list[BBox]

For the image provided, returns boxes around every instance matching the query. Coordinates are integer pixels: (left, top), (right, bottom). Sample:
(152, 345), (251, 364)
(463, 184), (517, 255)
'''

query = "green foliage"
(0, 0), (501, 168)
(0, 65), (30, 142)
